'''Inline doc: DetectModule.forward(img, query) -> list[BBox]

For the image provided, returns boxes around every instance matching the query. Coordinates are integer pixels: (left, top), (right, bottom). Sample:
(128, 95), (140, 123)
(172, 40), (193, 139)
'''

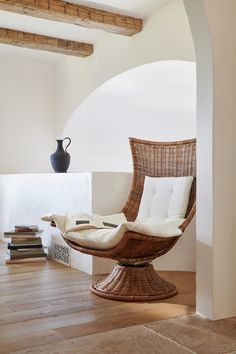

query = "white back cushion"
(136, 176), (194, 225)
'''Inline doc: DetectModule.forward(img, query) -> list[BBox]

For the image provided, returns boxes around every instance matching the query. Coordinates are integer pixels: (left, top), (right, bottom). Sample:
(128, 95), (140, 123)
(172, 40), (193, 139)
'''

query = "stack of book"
(4, 225), (46, 264)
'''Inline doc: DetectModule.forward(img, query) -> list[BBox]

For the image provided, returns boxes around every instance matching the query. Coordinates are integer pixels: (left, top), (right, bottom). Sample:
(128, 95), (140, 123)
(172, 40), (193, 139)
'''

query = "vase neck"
(56, 140), (65, 152)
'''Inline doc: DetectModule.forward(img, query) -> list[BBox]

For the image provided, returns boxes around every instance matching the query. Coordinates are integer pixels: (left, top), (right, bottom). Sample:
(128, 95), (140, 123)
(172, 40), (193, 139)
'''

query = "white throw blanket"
(41, 212), (184, 250)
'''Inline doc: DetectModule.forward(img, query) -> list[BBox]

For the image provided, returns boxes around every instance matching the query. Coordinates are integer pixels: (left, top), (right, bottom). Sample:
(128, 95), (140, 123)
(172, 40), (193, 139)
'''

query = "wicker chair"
(60, 137), (196, 301)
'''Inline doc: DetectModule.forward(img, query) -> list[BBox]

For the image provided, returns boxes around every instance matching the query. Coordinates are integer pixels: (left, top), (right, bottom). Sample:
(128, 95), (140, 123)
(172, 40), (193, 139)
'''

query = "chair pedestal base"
(90, 263), (178, 301)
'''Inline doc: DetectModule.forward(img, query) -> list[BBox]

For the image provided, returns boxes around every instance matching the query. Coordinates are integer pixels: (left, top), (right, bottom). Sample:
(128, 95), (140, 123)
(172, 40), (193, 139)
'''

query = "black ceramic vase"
(50, 137), (71, 173)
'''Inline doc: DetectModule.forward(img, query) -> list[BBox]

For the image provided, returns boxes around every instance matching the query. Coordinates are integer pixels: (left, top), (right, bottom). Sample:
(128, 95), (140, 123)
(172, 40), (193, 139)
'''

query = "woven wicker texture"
(122, 137), (196, 221)
(91, 263), (178, 301)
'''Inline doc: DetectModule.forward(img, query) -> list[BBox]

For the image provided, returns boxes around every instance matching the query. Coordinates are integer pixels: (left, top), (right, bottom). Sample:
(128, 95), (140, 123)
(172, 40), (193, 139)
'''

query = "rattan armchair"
(60, 137), (196, 301)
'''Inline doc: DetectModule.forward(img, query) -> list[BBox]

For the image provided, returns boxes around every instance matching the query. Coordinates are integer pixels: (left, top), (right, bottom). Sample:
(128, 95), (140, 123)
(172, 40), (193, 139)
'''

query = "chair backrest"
(122, 137), (196, 221)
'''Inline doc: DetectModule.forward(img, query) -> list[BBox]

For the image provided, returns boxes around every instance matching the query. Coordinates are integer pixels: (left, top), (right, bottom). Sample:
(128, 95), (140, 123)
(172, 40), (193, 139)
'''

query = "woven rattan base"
(90, 263), (178, 301)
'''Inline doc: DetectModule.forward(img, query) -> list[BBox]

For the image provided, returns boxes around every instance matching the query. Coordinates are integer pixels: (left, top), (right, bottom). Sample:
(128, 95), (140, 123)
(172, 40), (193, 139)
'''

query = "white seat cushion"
(41, 176), (194, 250)
(136, 176), (194, 225)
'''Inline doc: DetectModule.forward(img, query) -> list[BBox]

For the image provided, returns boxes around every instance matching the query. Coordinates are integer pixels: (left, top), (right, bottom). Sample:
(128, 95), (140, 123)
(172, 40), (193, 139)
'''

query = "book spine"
(9, 247), (44, 254)
(9, 252), (47, 260)
(15, 228), (39, 232)
(11, 238), (42, 243)
(8, 244), (43, 250)
(6, 257), (46, 264)
(4, 230), (43, 237)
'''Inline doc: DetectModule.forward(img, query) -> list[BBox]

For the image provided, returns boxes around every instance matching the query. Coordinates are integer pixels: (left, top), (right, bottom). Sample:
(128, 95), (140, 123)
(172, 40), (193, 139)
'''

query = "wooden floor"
(0, 242), (195, 354)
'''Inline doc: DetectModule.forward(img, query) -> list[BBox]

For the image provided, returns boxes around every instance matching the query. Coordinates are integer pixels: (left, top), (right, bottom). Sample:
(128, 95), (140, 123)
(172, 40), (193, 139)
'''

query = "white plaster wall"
(55, 0), (195, 136)
(64, 61), (196, 172)
(91, 172), (133, 215)
(0, 173), (92, 244)
(0, 53), (56, 173)
(203, 0), (236, 320)
(0, 0), (194, 175)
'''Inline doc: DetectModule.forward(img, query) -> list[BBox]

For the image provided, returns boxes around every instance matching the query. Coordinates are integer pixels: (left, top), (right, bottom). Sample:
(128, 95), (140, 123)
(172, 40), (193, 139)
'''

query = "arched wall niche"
(63, 59), (197, 279)
(64, 60), (196, 172)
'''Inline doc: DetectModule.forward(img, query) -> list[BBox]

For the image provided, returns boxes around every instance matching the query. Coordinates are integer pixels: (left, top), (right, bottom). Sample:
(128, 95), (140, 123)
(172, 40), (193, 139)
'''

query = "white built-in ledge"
(0, 172), (132, 274)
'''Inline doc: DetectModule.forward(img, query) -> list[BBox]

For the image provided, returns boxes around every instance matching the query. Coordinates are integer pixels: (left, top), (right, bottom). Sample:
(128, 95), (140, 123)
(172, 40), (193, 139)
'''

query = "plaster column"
(184, 0), (236, 319)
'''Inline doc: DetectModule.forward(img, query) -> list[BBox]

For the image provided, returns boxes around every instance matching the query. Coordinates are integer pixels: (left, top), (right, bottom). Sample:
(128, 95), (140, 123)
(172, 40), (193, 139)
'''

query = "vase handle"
(63, 137), (71, 152)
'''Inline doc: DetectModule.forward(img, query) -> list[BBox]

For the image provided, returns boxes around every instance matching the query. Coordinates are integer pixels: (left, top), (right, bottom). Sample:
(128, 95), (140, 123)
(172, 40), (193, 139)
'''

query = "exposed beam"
(0, 27), (93, 57)
(0, 0), (142, 36)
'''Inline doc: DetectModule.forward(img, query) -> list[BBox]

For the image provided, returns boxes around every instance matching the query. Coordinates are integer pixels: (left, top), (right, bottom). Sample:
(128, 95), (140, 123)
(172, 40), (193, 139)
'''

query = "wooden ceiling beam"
(0, 27), (93, 57)
(0, 0), (142, 36)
